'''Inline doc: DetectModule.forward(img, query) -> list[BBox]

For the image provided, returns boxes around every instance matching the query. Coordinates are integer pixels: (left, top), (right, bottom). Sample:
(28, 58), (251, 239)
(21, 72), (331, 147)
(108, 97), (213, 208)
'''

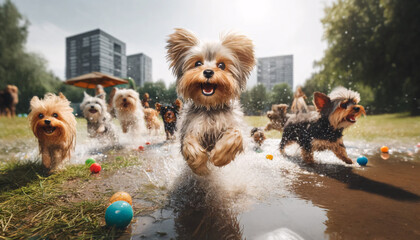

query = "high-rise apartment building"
(257, 55), (293, 90)
(66, 29), (127, 79)
(127, 53), (152, 87)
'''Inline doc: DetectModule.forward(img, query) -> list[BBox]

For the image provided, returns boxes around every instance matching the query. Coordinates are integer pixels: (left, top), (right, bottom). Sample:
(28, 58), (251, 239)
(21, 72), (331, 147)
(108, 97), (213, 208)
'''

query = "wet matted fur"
(80, 92), (117, 143)
(167, 28), (255, 175)
(156, 99), (182, 140)
(280, 87), (365, 164)
(28, 93), (76, 173)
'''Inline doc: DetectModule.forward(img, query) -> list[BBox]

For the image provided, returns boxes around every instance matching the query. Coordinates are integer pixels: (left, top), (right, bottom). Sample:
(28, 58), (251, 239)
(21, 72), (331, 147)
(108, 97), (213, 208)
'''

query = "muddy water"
(130, 138), (420, 240)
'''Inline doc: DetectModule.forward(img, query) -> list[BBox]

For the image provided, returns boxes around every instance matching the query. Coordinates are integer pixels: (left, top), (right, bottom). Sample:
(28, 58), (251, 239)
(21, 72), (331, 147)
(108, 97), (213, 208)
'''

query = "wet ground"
(1, 119), (420, 240)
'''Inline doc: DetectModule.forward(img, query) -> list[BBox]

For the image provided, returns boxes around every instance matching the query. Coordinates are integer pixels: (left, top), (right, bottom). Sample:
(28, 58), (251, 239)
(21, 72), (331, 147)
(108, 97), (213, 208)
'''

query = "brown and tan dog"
(28, 93), (77, 173)
(0, 85), (19, 118)
(143, 107), (161, 135)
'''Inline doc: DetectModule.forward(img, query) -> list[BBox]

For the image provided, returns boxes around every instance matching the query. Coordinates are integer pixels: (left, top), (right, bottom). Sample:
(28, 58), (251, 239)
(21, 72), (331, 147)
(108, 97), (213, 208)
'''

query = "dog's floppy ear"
(313, 92), (330, 111)
(155, 103), (162, 112)
(221, 32), (255, 87)
(166, 28), (199, 79)
(59, 92), (68, 101)
(174, 99), (182, 111)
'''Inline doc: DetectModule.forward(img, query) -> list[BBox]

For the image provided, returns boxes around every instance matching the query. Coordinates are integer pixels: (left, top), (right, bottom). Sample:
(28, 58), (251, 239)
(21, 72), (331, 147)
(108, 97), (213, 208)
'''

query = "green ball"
(85, 158), (95, 166)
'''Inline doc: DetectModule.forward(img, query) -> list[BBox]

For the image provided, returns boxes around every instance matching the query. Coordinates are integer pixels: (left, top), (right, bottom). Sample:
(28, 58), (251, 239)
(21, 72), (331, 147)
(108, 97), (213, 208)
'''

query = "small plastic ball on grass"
(146, 142), (151, 145)
(85, 158), (95, 166)
(266, 154), (273, 160)
(357, 156), (368, 166)
(105, 201), (133, 228)
(90, 163), (101, 173)
(110, 192), (132, 206)
(380, 146), (389, 153)
(138, 146), (145, 151)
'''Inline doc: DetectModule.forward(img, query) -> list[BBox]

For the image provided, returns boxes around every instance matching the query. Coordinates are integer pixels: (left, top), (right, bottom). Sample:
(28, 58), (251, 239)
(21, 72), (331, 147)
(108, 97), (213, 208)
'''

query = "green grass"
(0, 154), (142, 239)
(244, 113), (420, 143)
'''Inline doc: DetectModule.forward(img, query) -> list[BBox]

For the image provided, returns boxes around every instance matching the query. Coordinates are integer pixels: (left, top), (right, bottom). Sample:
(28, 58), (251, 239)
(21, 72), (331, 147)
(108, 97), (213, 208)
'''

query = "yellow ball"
(266, 154), (273, 160)
(110, 192), (132, 206)
(380, 146), (389, 153)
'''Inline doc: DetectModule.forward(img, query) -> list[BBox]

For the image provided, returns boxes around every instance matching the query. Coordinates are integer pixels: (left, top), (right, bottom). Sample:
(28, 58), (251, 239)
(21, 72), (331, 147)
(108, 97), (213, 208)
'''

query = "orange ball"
(380, 146), (389, 153)
(266, 154), (273, 160)
(110, 192), (132, 206)
(146, 142), (151, 145)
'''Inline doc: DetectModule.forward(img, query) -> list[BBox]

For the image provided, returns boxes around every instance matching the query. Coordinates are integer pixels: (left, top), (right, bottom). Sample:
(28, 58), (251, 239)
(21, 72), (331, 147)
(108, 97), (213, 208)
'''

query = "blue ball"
(105, 201), (133, 228)
(357, 156), (368, 166)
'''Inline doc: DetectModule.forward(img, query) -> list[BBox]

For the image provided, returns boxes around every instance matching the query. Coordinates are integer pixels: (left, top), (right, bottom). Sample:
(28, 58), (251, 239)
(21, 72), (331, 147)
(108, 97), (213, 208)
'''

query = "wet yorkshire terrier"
(250, 127), (266, 147)
(80, 92), (117, 143)
(143, 107), (161, 135)
(166, 28), (255, 175)
(29, 93), (76, 173)
(155, 99), (182, 140)
(280, 87), (365, 164)
(0, 85), (19, 118)
(113, 88), (145, 134)
(265, 104), (290, 132)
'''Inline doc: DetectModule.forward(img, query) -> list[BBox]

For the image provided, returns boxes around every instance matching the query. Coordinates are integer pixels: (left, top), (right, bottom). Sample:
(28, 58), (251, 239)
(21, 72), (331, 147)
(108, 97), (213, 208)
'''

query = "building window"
(114, 43), (121, 54)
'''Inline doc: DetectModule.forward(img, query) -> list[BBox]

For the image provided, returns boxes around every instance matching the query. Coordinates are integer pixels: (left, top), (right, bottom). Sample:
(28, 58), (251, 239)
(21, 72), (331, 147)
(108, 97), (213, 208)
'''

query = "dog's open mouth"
(43, 126), (56, 134)
(89, 109), (98, 113)
(123, 103), (129, 108)
(346, 115), (356, 123)
(201, 83), (217, 96)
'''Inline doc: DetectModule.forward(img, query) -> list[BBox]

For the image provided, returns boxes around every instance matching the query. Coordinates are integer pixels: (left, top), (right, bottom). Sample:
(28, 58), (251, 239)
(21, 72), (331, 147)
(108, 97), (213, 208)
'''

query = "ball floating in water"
(110, 191), (132, 206)
(146, 142), (151, 145)
(266, 154), (273, 160)
(105, 201), (133, 228)
(138, 146), (145, 151)
(380, 146), (389, 153)
(357, 156), (368, 166)
(90, 163), (101, 173)
(85, 158), (95, 166)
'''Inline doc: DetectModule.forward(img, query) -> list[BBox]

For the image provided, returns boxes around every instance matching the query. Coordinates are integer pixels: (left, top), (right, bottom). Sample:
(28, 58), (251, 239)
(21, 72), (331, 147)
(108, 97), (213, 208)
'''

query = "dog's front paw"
(210, 129), (243, 167)
(182, 135), (209, 176)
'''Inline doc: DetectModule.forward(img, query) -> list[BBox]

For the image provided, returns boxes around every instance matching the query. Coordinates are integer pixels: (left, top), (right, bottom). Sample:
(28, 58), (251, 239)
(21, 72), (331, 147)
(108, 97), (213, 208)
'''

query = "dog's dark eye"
(38, 113), (44, 119)
(217, 62), (225, 70)
(52, 113), (58, 118)
(340, 102), (348, 109)
(195, 61), (203, 67)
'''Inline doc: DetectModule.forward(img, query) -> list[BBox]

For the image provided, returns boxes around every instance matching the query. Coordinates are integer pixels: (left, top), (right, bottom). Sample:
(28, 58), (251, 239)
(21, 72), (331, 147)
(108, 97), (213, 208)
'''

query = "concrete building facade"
(127, 53), (152, 87)
(257, 55), (293, 90)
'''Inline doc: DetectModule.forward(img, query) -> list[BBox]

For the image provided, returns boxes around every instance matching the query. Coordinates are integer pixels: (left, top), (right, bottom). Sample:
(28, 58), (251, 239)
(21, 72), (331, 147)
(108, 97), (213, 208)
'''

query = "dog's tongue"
(348, 116), (356, 122)
(202, 83), (215, 96)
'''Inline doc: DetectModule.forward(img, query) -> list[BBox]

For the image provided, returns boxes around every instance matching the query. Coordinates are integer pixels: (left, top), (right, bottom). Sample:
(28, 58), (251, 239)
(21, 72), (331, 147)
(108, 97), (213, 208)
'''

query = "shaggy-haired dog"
(142, 93), (151, 108)
(80, 92), (117, 142)
(107, 87), (117, 118)
(0, 85), (19, 118)
(250, 127), (266, 147)
(29, 93), (76, 173)
(291, 87), (309, 114)
(166, 28), (255, 175)
(143, 107), (161, 135)
(155, 99), (182, 140)
(280, 87), (365, 164)
(265, 104), (290, 132)
(113, 88), (145, 134)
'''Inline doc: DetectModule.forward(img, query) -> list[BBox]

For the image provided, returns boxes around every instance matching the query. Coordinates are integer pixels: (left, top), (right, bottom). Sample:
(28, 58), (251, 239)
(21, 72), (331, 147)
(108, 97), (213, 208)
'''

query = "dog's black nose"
(203, 69), (214, 79)
(44, 119), (51, 125)
(353, 106), (360, 112)
(123, 98), (127, 102)
(90, 105), (94, 108)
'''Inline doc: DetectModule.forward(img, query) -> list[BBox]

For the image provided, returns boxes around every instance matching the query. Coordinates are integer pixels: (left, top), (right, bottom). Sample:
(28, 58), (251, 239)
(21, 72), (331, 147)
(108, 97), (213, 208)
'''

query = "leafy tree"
(269, 83), (293, 107)
(306, 0), (420, 115)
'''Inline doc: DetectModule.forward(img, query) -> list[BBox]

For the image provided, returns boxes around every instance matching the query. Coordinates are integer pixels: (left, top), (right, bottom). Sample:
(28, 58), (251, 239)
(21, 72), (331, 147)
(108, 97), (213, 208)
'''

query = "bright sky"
(12, 0), (333, 89)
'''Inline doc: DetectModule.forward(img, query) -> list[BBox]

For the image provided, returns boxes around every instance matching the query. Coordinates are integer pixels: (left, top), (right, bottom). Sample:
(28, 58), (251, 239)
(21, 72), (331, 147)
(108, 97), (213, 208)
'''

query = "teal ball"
(105, 201), (133, 228)
(357, 156), (368, 166)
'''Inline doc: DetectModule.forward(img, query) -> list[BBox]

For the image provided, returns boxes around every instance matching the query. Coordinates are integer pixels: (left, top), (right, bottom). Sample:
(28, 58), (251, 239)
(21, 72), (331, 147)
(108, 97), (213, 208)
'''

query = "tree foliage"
(138, 80), (178, 107)
(304, 0), (420, 115)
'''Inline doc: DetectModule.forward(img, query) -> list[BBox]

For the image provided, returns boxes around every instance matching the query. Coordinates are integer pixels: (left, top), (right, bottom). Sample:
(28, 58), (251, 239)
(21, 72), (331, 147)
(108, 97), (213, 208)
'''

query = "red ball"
(138, 146), (145, 151)
(146, 142), (151, 145)
(90, 163), (101, 173)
